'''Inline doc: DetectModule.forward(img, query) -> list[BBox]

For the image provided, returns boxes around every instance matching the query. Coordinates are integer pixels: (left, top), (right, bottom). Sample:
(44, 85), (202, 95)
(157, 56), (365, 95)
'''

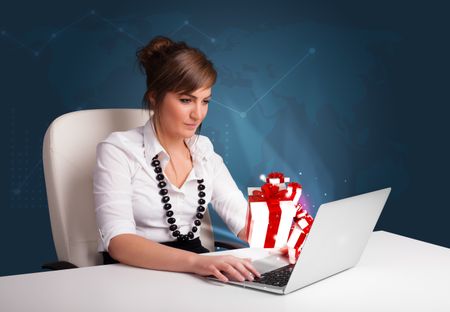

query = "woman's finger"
(234, 261), (255, 281)
(241, 258), (261, 278)
(288, 248), (297, 264)
(241, 259), (261, 278)
(219, 263), (246, 282)
(279, 246), (289, 255)
(211, 267), (229, 283)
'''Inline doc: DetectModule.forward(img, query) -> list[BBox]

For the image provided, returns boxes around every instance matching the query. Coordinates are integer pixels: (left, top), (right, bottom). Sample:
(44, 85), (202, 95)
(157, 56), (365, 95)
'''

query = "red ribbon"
(250, 183), (288, 247)
(287, 205), (314, 258)
(292, 205), (314, 234)
(286, 182), (302, 203)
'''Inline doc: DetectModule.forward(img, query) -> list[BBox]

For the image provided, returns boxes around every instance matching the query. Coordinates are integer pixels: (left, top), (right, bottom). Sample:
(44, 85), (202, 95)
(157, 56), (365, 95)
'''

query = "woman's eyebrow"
(180, 93), (212, 99)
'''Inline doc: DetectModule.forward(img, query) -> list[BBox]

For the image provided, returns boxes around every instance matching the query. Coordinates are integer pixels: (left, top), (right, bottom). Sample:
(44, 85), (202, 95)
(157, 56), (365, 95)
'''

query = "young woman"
(93, 36), (261, 282)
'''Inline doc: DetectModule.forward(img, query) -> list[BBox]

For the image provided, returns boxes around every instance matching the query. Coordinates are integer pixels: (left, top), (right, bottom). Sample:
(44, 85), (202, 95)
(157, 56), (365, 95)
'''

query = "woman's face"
(155, 87), (211, 139)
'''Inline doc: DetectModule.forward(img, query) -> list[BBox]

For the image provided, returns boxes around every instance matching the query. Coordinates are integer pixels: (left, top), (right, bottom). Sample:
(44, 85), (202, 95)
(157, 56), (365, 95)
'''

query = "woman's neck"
(154, 119), (189, 158)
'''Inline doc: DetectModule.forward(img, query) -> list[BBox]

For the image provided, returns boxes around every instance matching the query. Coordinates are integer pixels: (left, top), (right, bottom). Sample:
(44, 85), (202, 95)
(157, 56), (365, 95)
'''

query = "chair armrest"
(41, 261), (79, 270)
(214, 240), (248, 251)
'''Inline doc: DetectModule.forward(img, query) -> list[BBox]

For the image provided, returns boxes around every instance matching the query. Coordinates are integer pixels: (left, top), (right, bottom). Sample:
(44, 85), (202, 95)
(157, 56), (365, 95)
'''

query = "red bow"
(251, 183), (288, 202)
(286, 182), (302, 202)
(266, 172), (285, 183)
(292, 205), (314, 234)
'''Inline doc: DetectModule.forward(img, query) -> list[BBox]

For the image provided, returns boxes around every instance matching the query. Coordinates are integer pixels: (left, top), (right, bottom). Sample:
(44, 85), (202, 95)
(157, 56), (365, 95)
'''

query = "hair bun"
(147, 36), (174, 55)
(137, 36), (175, 71)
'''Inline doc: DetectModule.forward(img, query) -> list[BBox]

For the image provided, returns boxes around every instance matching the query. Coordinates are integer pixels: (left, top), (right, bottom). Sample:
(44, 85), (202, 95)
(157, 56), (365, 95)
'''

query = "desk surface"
(1, 231), (449, 312)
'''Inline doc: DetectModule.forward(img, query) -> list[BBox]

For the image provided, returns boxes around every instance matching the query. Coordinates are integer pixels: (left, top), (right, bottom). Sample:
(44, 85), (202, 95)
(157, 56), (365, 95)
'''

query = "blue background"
(1, 0), (449, 276)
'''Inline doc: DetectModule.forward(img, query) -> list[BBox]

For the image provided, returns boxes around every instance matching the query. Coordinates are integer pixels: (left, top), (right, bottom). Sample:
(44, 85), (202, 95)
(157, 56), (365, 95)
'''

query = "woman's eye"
(180, 98), (210, 104)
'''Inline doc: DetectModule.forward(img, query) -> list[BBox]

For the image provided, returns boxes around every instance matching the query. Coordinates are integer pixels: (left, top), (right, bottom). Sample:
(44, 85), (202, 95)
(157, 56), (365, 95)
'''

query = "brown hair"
(136, 36), (217, 134)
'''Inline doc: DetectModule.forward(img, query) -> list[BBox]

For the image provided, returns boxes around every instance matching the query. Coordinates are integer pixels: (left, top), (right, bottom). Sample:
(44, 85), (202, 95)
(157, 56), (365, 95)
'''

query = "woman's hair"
(136, 36), (217, 135)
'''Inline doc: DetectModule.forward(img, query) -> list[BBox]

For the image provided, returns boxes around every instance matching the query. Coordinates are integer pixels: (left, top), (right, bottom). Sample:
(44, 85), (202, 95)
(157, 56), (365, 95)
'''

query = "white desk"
(1, 231), (449, 312)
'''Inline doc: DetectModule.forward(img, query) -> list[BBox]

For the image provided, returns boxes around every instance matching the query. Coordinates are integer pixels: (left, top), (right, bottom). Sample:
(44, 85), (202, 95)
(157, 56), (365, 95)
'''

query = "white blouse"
(93, 118), (247, 252)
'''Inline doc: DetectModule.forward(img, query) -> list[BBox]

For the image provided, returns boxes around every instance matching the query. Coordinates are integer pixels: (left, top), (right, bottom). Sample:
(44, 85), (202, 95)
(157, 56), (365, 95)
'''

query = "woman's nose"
(190, 103), (202, 119)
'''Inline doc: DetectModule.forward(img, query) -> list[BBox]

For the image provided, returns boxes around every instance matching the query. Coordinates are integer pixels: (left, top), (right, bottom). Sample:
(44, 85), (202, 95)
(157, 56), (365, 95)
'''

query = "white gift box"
(286, 222), (308, 250)
(246, 187), (297, 248)
(286, 212), (311, 250)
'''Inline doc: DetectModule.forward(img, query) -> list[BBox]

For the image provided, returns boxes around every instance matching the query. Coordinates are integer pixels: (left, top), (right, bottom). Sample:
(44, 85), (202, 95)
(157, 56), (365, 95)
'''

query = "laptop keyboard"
(252, 264), (295, 287)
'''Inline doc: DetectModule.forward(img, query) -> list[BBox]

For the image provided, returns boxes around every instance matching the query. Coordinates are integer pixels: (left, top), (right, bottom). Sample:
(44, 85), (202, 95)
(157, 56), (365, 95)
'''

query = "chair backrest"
(43, 109), (215, 267)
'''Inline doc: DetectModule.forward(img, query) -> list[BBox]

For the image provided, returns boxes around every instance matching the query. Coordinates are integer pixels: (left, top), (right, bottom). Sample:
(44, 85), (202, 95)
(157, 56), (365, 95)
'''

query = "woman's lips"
(184, 123), (198, 129)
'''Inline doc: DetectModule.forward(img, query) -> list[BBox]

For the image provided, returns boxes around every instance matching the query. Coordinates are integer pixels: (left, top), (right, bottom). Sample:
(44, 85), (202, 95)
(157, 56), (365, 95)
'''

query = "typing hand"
(279, 246), (298, 264)
(193, 254), (261, 283)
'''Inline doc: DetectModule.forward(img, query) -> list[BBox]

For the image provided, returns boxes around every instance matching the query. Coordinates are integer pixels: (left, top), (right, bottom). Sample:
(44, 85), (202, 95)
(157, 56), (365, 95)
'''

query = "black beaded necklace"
(150, 154), (206, 241)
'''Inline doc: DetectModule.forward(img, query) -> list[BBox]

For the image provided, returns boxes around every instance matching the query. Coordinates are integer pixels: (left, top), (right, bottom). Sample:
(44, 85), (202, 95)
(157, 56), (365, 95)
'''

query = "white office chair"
(42, 108), (235, 269)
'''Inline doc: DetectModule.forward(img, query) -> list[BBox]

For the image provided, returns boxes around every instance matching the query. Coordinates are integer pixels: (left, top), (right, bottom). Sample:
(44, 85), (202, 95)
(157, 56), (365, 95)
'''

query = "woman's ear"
(147, 91), (156, 109)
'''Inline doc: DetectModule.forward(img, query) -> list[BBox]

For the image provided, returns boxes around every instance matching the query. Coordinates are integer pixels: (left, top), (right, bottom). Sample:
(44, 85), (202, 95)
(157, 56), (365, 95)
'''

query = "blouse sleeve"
(209, 152), (247, 236)
(93, 142), (137, 251)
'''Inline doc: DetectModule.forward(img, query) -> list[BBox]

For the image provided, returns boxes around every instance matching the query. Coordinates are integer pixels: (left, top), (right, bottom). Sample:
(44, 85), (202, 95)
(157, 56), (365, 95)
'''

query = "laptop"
(206, 187), (391, 294)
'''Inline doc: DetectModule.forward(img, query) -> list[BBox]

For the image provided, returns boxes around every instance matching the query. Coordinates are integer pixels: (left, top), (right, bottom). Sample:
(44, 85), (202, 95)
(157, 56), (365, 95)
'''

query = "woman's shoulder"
(190, 134), (228, 167)
(99, 125), (144, 152)
(94, 126), (146, 176)
(189, 134), (215, 158)
(195, 134), (213, 149)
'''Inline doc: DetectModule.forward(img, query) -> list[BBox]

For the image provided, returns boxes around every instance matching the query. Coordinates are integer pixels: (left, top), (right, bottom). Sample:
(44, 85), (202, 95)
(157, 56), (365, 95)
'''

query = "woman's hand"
(237, 226), (248, 242)
(279, 246), (299, 264)
(190, 254), (261, 283)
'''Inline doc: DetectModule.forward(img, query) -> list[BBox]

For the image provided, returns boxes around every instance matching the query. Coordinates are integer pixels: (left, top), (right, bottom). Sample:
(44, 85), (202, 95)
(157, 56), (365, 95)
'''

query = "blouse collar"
(142, 118), (209, 181)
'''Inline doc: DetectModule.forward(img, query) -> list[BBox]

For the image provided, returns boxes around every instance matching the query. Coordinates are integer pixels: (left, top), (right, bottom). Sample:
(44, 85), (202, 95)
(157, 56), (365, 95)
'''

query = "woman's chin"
(180, 128), (197, 138)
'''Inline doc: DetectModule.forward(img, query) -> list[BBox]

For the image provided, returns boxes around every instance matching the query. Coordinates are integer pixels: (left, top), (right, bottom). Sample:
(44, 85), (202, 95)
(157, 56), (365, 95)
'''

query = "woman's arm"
(108, 233), (260, 282)
(96, 141), (260, 282)
(237, 226), (248, 242)
(209, 153), (248, 240)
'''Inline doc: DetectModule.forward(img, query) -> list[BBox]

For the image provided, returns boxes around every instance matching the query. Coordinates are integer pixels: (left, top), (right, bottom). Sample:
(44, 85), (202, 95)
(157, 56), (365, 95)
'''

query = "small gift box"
(245, 172), (303, 248)
(287, 205), (314, 256)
